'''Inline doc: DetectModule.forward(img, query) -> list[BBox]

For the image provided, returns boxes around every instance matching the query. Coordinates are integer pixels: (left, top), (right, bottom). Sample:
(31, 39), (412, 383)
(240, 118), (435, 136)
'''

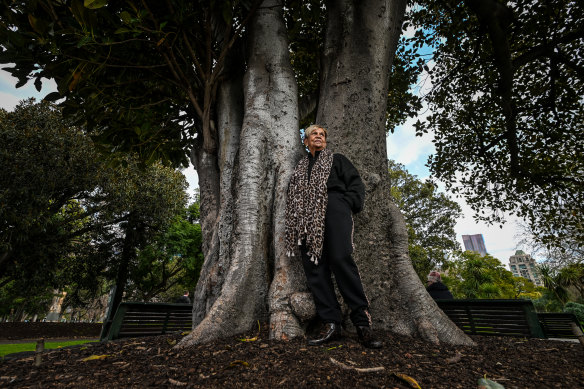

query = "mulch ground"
(1, 323), (583, 388)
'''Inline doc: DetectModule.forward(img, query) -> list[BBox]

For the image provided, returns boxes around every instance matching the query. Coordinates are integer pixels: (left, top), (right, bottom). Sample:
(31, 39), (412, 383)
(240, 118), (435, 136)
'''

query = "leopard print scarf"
(285, 149), (334, 265)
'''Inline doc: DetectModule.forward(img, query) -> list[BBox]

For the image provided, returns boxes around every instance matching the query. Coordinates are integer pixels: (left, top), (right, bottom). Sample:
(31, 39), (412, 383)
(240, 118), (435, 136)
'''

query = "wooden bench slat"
(537, 312), (583, 339)
(103, 302), (193, 340)
(435, 299), (545, 338)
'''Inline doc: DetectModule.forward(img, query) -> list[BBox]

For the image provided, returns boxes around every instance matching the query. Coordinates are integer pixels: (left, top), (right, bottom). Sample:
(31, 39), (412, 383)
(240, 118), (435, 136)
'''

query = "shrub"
(563, 302), (584, 325)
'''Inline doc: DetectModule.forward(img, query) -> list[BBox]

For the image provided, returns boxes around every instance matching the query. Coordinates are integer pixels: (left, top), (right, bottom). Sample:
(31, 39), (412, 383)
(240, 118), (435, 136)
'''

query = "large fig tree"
(0, 0), (472, 346)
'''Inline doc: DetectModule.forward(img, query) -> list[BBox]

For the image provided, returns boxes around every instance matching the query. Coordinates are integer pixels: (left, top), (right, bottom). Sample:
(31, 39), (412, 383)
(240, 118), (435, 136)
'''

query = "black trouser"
(301, 192), (371, 327)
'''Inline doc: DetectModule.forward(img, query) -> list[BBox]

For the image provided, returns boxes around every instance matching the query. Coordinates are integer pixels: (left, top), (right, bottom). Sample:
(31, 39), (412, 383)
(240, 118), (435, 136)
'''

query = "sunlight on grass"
(0, 339), (99, 357)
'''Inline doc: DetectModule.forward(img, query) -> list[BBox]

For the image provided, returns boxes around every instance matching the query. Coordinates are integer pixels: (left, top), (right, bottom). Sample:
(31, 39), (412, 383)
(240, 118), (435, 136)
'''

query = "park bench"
(436, 299), (584, 344)
(537, 312), (584, 341)
(101, 302), (192, 341)
(435, 299), (546, 338)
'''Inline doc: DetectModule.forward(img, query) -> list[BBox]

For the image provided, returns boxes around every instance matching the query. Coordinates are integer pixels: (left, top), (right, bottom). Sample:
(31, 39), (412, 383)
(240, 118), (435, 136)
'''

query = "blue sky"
(1, 67), (525, 267)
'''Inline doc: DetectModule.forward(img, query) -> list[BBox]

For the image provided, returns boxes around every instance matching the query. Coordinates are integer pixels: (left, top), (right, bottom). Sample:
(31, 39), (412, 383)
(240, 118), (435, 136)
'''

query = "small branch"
(329, 357), (385, 373)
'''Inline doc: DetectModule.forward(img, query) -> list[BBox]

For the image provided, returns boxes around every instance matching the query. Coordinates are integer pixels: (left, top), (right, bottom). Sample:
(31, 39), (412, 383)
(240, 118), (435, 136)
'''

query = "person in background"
(426, 271), (454, 300)
(175, 291), (191, 304)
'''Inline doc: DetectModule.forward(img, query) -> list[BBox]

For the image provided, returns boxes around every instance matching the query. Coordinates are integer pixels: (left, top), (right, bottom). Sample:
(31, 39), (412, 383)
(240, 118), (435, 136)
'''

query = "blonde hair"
(304, 124), (328, 140)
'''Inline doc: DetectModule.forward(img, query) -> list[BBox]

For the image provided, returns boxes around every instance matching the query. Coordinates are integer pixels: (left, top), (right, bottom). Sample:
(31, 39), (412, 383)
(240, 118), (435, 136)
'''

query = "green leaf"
(120, 11), (132, 25)
(84, 0), (108, 9)
(114, 27), (132, 34)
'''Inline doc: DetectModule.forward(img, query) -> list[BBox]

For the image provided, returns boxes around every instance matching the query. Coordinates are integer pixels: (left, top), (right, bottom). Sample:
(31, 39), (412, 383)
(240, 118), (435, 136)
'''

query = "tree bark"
(317, 0), (472, 345)
(178, 0), (302, 347)
(179, 0), (474, 348)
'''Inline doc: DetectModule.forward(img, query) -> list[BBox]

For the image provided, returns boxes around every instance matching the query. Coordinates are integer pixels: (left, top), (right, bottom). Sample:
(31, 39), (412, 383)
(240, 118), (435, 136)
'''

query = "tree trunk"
(179, 0), (302, 347)
(179, 0), (473, 348)
(317, 0), (472, 345)
(100, 213), (140, 339)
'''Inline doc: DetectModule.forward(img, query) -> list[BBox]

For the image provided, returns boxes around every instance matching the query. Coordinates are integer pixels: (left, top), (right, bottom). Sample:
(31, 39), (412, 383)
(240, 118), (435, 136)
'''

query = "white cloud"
(180, 166), (199, 201)
(0, 67), (57, 110)
(0, 91), (21, 111)
(454, 195), (522, 268)
(387, 108), (434, 176)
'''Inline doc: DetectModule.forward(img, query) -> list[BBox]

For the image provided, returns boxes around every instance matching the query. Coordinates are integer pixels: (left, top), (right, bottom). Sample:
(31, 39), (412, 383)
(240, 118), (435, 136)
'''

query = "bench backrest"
(538, 312), (583, 339)
(435, 299), (545, 338)
(104, 302), (192, 341)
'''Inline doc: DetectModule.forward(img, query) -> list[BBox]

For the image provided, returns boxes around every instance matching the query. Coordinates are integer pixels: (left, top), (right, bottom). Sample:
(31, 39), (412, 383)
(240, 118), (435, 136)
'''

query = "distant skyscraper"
(509, 250), (542, 286)
(462, 234), (487, 256)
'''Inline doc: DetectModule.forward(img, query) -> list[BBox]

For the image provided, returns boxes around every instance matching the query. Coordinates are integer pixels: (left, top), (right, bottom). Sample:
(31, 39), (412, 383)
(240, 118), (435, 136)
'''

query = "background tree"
(0, 100), (189, 321)
(538, 263), (584, 305)
(91, 157), (188, 336)
(388, 160), (462, 280)
(0, 100), (101, 287)
(0, 280), (55, 321)
(408, 0), (584, 251)
(125, 203), (204, 302)
(444, 251), (542, 300)
(517, 220), (583, 270)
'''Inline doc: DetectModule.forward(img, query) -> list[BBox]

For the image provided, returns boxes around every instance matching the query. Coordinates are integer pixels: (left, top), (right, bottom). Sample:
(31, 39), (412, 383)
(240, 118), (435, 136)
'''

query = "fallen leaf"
(238, 336), (257, 342)
(392, 372), (422, 388)
(229, 360), (249, 367)
(478, 377), (505, 389)
(239, 321), (261, 342)
(166, 339), (177, 346)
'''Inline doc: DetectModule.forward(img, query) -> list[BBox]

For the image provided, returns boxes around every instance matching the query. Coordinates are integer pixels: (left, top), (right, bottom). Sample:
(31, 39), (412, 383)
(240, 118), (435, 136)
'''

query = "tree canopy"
(408, 0), (584, 250)
(0, 99), (101, 285)
(3, 0), (580, 254)
(0, 0), (264, 165)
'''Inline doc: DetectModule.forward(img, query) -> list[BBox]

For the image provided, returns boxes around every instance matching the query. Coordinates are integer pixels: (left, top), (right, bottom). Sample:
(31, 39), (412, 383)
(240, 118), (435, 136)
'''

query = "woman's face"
(304, 128), (327, 154)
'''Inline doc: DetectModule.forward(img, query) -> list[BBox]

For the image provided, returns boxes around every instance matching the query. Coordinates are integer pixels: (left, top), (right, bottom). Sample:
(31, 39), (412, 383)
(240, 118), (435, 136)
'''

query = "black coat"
(426, 281), (454, 300)
(307, 151), (366, 214)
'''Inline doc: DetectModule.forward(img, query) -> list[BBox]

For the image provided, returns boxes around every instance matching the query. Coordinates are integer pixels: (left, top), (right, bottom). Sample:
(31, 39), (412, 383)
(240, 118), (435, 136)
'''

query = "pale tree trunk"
(178, 0), (303, 347)
(317, 0), (472, 345)
(180, 0), (473, 348)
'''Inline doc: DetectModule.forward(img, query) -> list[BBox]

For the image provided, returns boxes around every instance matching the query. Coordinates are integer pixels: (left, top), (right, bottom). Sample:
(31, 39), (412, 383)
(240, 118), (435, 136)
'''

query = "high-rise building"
(462, 234), (487, 256)
(508, 250), (542, 287)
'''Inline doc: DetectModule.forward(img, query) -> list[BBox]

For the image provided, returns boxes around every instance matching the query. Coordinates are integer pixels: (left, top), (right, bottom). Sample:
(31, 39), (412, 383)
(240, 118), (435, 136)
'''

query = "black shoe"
(356, 326), (382, 349)
(308, 322), (342, 346)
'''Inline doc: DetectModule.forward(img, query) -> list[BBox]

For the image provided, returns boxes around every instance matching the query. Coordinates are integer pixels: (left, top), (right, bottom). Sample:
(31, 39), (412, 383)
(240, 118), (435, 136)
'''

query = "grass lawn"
(0, 339), (98, 358)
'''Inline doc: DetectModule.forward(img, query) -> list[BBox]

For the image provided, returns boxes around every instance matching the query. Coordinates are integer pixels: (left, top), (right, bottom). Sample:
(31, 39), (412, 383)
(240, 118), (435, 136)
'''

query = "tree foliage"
(388, 160), (461, 280)
(517, 220), (583, 269)
(125, 203), (204, 302)
(408, 0), (584, 250)
(0, 99), (101, 286)
(0, 0), (422, 161)
(537, 262), (584, 305)
(444, 251), (542, 300)
(0, 100), (190, 316)
(0, 0), (262, 165)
